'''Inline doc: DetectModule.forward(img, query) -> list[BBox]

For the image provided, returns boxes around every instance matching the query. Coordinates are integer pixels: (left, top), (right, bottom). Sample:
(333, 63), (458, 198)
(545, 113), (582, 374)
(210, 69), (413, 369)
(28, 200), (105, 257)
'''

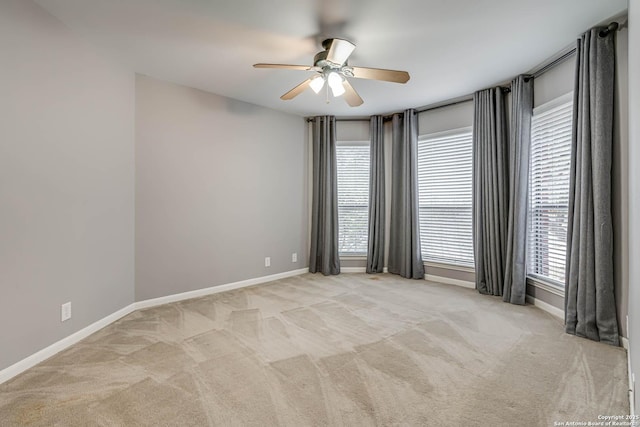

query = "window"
(527, 94), (573, 286)
(336, 142), (370, 255)
(417, 128), (474, 267)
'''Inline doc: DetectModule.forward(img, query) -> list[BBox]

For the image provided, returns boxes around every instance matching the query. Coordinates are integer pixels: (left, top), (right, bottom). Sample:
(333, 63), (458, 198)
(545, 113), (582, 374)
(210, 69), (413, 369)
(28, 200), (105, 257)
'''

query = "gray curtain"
(388, 109), (424, 279)
(473, 88), (508, 296)
(309, 116), (340, 275)
(565, 28), (619, 345)
(366, 115), (385, 273)
(503, 76), (533, 305)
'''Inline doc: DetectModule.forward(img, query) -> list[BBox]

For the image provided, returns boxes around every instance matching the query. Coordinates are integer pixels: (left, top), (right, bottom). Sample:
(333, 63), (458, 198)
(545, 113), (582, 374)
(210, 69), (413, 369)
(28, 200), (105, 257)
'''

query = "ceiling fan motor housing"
(314, 51), (346, 71)
(314, 39), (351, 69)
(313, 50), (330, 67)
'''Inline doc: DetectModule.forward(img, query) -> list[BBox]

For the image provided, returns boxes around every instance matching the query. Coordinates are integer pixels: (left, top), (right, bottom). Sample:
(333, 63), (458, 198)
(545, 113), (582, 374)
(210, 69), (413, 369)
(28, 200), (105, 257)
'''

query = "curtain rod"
(306, 19), (622, 123)
(304, 94), (476, 122)
(305, 117), (368, 122)
(529, 20), (621, 79)
(415, 94), (474, 114)
(530, 48), (576, 79)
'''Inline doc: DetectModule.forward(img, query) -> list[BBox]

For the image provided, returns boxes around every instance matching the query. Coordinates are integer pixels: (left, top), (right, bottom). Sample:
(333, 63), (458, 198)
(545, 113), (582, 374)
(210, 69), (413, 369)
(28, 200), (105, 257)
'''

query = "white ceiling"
(35, 0), (627, 117)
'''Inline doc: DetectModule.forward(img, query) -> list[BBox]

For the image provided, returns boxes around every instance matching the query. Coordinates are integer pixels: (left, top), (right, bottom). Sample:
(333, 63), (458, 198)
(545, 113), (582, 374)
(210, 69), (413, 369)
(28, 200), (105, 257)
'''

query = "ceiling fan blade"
(326, 39), (355, 66)
(254, 63), (311, 71)
(351, 66), (410, 84)
(281, 78), (312, 100)
(342, 79), (363, 107)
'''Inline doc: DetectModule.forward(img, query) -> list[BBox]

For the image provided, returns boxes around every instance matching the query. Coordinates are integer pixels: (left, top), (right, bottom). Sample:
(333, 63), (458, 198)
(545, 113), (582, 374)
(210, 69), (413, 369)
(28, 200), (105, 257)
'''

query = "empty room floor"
(0, 273), (629, 426)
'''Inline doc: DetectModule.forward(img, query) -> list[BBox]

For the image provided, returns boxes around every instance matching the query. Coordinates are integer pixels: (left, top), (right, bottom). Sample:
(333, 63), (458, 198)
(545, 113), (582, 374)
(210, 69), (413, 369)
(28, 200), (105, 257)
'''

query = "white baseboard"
(625, 315), (635, 417)
(0, 268), (308, 385)
(525, 295), (564, 320)
(339, 267), (389, 274)
(622, 335), (631, 413)
(622, 330), (635, 416)
(134, 268), (308, 310)
(629, 348), (635, 418)
(340, 267), (367, 273)
(0, 304), (135, 385)
(620, 335), (633, 415)
(424, 274), (475, 289)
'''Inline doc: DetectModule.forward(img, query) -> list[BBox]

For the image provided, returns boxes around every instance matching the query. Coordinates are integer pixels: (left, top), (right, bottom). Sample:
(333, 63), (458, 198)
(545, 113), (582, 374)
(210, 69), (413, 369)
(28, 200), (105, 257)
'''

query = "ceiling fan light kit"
(309, 75), (325, 94)
(254, 38), (410, 107)
(327, 72), (345, 96)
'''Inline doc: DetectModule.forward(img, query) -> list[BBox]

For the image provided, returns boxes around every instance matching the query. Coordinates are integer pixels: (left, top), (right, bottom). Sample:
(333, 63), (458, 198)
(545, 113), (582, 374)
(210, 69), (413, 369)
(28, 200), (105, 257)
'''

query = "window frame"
(335, 140), (371, 257)
(417, 126), (475, 269)
(525, 92), (573, 295)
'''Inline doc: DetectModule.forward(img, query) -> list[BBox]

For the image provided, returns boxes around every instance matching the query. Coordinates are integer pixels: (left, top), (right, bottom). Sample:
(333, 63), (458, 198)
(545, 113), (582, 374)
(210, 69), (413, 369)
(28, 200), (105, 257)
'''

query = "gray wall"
(337, 121), (370, 142)
(135, 75), (308, 301)
(0, 0), (135, 371)
(628, 0), (640, 412)
(418, 101), (474, 135)
(533, 56), (575, 107)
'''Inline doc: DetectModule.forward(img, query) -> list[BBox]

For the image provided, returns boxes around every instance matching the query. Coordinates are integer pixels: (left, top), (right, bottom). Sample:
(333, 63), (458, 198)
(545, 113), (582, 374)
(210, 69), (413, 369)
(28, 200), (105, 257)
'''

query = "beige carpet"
(0, 273), (629, 426)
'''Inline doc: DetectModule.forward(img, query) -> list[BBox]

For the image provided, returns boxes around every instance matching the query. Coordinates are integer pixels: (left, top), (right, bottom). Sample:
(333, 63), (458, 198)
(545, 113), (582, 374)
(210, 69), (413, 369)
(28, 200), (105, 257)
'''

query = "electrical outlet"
(292, 252), (297, 263)
(61, 302), (72, 322)
(265, 257), (271, 267)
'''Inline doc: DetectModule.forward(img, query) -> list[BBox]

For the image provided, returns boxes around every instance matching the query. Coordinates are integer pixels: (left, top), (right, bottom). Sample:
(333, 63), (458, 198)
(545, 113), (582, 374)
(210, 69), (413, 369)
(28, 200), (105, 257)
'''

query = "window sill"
(526, 276), (565, 297)
(339, 255), (367, 260)
(424, 261), (475, 273)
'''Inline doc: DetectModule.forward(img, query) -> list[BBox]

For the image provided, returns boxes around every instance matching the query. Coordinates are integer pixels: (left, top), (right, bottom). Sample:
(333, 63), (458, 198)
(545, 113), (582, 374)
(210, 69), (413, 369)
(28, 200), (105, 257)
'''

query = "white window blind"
(336, 143), (370, 255)
(417, 128), (474, 267)
(527, 96), (573, 286)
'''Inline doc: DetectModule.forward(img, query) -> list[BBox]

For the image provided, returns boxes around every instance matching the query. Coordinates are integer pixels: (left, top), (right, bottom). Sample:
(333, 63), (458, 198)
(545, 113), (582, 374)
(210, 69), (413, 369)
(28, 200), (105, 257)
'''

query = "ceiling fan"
(254, 38), (410, 107)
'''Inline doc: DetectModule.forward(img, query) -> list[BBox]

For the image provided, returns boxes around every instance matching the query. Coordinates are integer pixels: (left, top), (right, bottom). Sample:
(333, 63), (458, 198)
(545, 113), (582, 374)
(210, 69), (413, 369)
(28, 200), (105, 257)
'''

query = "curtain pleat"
(388, 109), (424, 279)
(565, 28), (619, 345)
(309, 116), (340, 275)
(473, 88), (508, 296)
(366, 115), (386, 273)
(503, 75), (533, 305)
